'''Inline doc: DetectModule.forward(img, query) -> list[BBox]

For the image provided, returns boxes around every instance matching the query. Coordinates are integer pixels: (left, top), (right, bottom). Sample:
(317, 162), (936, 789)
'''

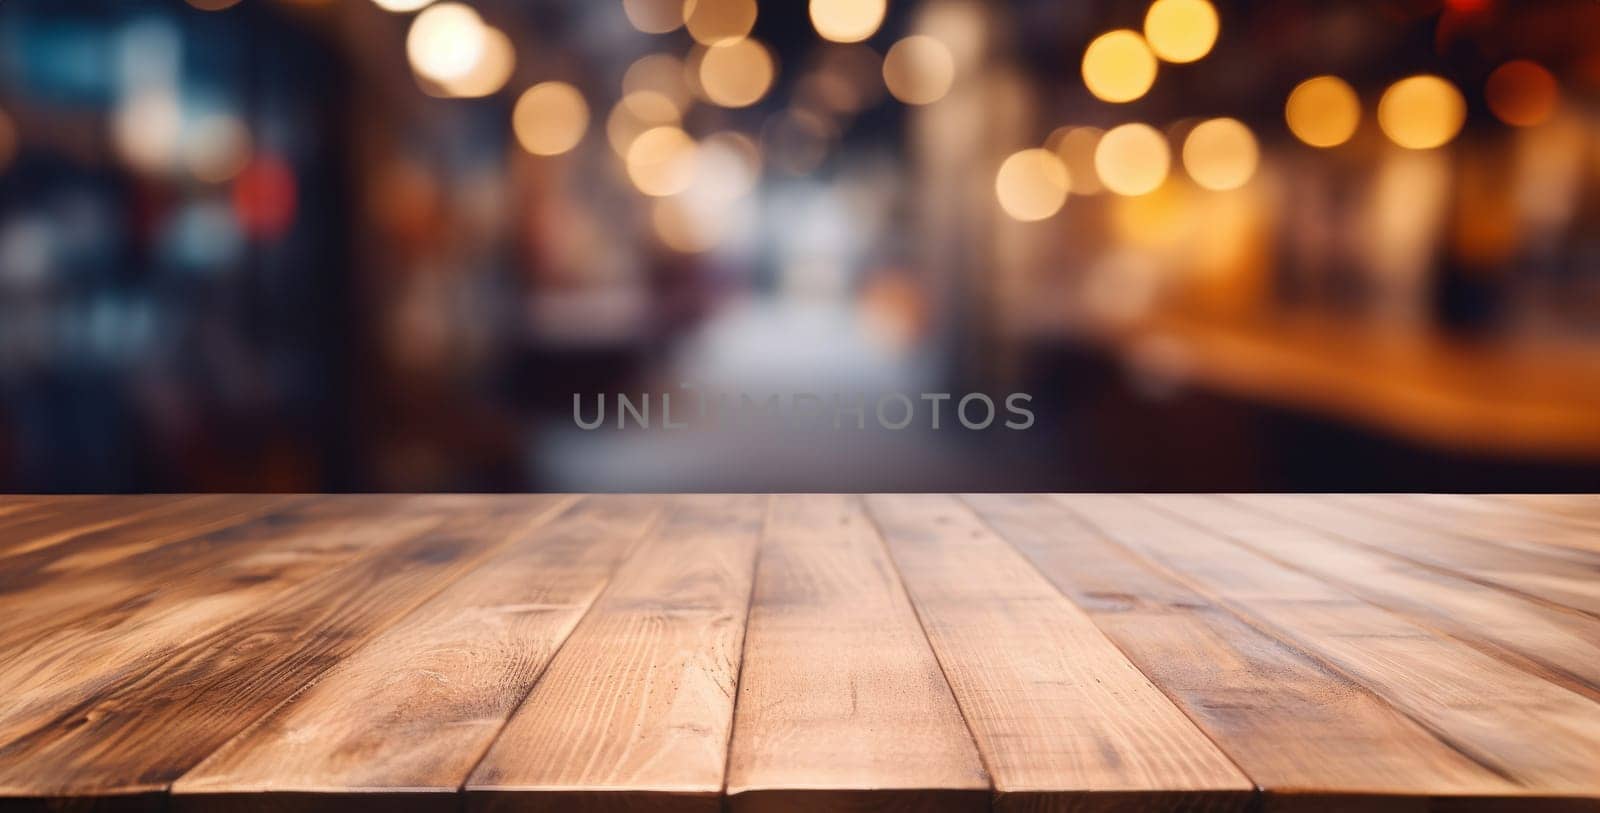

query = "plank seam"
(1139, 496), (1600, 704)
(165, 495), (583, 799)
(717, 494), (772, 803)
(858, 495), (999, 801)
(958, 494), (1261, 799)
(456, 496), (674, 798)
(1060, 496), (1524, 788)
(1224, 495), (1600, 624)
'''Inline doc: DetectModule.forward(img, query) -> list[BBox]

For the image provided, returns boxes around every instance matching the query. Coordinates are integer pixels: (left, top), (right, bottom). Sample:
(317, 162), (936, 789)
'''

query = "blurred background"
(1, 0), (1599, 493)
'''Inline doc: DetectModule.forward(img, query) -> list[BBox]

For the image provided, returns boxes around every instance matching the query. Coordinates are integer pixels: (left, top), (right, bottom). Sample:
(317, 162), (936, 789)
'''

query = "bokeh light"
(609, 91), (681, 156)
(625, 125), (698, 196)
(699, 38), (775, 108)
(186, 0), (242, 10)
(372, 0), (433, 11)
(684, 0), (757, 46)
(623, 0), (686, 34)
(113, 89), (182, 173)
(883, 36), (956, 106)
(623, 54), (693, 115)
(1378, 75), (1466, 150)
(1486, 60), (1559, 128)
(809, 0), (887, 44)
(513, 81), (590, 156)
(1095, 123), (1170, 196)
(995, 149), (1070, 222)
(406, 3), (487, 84)
(440, 25), (514, 98)
(1182, 117), (1257, 191)
(694, 131), (762, 200)
(1048, 126), (1105, 195)
(1082, 30), (1157, 103)
(1285, 76), (1361, 148)
(1143, 0), (1219, 64)
(184, 113), (253, 183)
(231, 155), (298, 239)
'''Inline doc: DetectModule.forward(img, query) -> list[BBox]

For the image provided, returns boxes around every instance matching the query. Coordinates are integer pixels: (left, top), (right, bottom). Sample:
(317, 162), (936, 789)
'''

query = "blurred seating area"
(1, 0), (1598, 492)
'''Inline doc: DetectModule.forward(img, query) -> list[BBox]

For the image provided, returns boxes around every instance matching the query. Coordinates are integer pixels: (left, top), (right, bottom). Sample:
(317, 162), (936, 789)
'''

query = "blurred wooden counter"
(1081, 312), (1600, 460)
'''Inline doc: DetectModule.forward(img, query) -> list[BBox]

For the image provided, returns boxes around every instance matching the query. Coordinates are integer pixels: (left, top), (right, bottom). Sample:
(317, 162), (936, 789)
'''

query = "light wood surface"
(865, 494), (1252, 809)
(725, 495), (988, 812)
(466, 495), (767, 813)
(1, 494), (1599, 811)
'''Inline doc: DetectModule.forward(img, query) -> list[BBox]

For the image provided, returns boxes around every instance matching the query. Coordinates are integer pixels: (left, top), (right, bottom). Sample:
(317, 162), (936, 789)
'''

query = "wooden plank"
(1063, 494), (1600, 795)
(964, 493), (1519, 803)
(1234, 495), (1600, 618)
(1493, 495), (1600, 527)
(171, 495), (666, 804)
(863, 494), (1251, 811)
(0, 495), (574, 798)
(0, 495), (298, 587)
(0, 496), (199, 560)
(466, 494), (767, 813)
(0, 496), (444, 659)
(725, 495), (989, 813)
(1156, 495), (1600, 699)
(1352, 494), (1600, 555)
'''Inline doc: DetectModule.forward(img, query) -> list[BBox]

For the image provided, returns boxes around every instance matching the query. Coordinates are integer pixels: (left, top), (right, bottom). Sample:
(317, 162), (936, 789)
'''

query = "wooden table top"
(2, 494), (1598, 812)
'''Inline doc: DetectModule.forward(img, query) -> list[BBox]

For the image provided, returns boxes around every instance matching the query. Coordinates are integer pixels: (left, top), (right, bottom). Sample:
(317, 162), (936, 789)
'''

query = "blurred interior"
(2, 0), (1599, 493)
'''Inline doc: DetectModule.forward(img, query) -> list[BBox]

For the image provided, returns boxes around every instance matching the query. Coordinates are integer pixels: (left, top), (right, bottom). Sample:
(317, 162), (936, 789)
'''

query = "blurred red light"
(231, 156), (298, 240)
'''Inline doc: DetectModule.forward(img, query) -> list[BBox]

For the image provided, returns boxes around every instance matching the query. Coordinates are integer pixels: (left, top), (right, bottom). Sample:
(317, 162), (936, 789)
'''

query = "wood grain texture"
(0, 496), (199, 561)
(0, 495), (298, 588)
(172, 495), (666, 800)
(466, 494), (767, 813)
(1153, 495), (1600, 700)
(1350, 494), (1600, 556)
(964, 493), (1519, 802)
(725, 495), (988, 813)
(1064, 494), (1600, 796)
(0, 495), (574, 798)
(1234, 495), (1600, 618)
(863, 494), (1252, 810)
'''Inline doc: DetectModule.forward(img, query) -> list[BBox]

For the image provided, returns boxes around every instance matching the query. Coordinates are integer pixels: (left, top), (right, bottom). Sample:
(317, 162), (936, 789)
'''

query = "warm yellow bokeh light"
(1378, 75), (1466, 150)
(1082, 30), (1157, 104)
(995, 149), (1070, 222)
(694, 131), (763, 200)
(1048, 126), (1105, 195)
(1486, 60), (1559, 128)
(684, 0), (757, 45)
(883, 36), (956, 106)
(623, 0), (686, 34)
(809, 0), (887, 44)
(441, 26), (515, 98)
(1182, 117), (1257, 191)
(407, 3), (487, 84)
(1143, 0), (1218, 64)
(609, 92), (681, 156)
(653, 196), (725, 253)
(513, 81), (590, 156)
(699, 38), (775, 108)
(624, 54), (693, 115)
(626, 126), (698, 196)
(1285, 75), (1360, 148)
(1095, 123), (1170, 196)
(372, 0), (432, 11)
